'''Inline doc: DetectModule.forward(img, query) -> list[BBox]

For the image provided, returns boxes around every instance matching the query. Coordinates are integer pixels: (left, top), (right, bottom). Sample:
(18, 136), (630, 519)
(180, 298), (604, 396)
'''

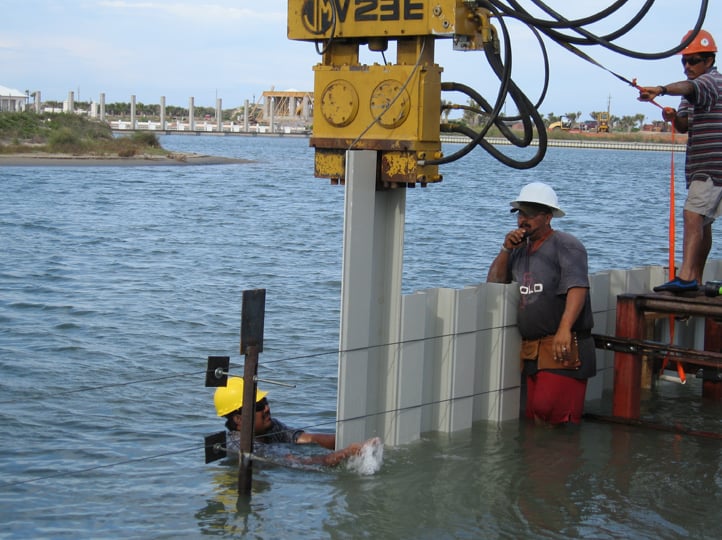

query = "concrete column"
(243, 99), (249, 132)
(65, 91), (74, 113)
(215, 98), (222, 132)
(189, 97), (195, 131)
(130, 95), (136, 130)
(269, 97), (275, 132)
(99, 93), (105, 122)
(160, 96), (166, 130)
(34, 91), (41, 113)
(302, 95), (310, 121)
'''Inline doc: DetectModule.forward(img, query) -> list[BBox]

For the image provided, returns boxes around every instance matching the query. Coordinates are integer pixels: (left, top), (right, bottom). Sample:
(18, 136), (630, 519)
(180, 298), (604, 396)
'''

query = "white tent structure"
(0, 85), (27, 112)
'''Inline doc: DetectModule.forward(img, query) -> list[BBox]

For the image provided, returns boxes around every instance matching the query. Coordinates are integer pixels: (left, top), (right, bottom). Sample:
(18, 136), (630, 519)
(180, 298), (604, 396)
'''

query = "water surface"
(1, 135), (720, 539)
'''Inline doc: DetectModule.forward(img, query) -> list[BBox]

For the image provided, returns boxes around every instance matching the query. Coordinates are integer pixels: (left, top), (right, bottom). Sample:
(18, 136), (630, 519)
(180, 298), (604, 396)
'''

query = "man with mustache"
(487, 182), (596, 426)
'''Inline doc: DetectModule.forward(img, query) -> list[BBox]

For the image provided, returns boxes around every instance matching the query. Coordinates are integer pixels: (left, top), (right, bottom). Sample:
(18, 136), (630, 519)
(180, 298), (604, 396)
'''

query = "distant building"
(259, 89), (313, 126)
(0, 85), (27, 112)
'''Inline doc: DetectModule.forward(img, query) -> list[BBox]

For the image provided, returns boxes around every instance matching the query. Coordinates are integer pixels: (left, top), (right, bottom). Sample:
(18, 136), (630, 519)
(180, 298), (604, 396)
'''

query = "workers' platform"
(595, 291), (722, 420)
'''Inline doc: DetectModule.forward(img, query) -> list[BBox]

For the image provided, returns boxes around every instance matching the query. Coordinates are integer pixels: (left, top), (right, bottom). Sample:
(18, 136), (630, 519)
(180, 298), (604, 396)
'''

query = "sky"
(1, 1), (718, 123)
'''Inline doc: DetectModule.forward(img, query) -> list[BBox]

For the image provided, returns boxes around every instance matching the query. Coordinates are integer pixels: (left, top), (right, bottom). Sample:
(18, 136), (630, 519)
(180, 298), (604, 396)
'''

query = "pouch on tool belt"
(520, 334), (581, 370)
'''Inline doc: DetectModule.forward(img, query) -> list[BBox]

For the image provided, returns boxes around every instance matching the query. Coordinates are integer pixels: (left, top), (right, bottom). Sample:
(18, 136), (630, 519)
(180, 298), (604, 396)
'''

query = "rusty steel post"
(238, 345), (259, 497)
(237, 289), (265, 498)
(703, 317), (722, 401)
(613, 295), (645, 418)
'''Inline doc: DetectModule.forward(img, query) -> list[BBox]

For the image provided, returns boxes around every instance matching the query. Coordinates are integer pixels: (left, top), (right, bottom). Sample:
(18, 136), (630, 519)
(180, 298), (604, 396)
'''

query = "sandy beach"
(0, 152), (252, 167)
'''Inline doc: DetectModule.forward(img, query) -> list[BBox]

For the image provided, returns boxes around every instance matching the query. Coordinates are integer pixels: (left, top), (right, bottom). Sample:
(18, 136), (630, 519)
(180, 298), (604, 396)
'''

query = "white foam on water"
(346, 437), (384, 475)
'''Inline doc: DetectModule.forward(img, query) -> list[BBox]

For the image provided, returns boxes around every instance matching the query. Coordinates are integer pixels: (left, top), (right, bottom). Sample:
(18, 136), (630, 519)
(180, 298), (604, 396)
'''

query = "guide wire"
(0, 444), (201, 488)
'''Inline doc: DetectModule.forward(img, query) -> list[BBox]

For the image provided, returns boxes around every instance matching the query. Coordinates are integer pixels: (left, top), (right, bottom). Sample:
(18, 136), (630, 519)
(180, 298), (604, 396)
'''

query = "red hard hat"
(679, 29), (717, 55)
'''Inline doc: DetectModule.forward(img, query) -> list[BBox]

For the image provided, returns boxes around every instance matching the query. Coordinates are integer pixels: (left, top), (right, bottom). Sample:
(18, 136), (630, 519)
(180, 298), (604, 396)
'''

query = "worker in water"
(487, 182), (597, 426)
(214, 376), (375, 466)
(638, 29), (722, 293)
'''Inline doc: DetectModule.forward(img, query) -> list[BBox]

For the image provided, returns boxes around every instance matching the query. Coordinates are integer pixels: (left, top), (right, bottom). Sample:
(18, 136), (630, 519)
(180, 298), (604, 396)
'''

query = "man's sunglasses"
(682, 56), (707, 66)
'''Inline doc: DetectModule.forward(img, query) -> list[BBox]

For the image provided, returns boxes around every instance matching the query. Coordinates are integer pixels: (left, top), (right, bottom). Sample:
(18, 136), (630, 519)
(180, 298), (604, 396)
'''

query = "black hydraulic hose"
(442, 103), (519, 141)
(533, 1), (704, 57)
(495, 0), (649, 39)
(424, 2), (514, 166)
(483, 44), (548, 168)
(441, 82), (526, 145)
(481, 0), (709, 59)
(497, 22), (551, 117)
(524, 0), (656, 45)
(437, 75), (547, 170)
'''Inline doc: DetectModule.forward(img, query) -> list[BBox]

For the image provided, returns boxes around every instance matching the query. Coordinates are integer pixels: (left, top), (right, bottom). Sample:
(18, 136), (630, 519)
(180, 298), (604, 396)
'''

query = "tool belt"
(520, 333), (581, 370)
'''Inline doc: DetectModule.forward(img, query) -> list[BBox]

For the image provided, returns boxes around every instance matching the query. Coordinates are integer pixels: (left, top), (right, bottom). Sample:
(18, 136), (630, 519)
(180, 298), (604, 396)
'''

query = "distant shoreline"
(0, 152), (253, 167)
(0, 134), (685, 168)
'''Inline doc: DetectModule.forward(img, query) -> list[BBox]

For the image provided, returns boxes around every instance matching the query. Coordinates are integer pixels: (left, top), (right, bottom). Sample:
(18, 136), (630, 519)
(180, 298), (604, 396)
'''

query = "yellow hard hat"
(213, 377), (268, 416)
(679, 29), (717, 55)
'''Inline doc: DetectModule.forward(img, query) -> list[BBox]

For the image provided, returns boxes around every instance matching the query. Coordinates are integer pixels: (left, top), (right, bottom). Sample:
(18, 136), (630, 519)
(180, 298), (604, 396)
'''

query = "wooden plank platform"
(611, 292), (722, 419)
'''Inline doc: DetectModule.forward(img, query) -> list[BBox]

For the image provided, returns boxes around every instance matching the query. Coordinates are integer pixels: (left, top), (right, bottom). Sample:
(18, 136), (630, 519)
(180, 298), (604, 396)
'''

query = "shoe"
(653, 277), (699, 293)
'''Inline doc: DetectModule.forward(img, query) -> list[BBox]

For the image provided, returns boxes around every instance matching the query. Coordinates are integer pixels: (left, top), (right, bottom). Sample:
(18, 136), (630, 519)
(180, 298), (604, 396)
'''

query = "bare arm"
(288, 440), (368, 467)
(638, 81), (695, 133)
(486, 249), (512, 283)
(486, 228), (526, 283)
(295, 432), (335, 450)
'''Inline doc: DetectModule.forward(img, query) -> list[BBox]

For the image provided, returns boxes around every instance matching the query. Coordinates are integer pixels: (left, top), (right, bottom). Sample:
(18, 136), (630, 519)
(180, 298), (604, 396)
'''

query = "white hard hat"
(510, 182), (565, 217)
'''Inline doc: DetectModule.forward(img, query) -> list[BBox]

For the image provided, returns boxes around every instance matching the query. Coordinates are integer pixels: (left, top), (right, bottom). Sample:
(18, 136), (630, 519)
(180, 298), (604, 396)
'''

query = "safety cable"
(9, 365), (721, 489)
(5, 306), (720, 408)
(0, 444), (201, 488)
(7, 319), (721, 486)
(0, 325), (499, 407)
(0, 386), (507, 488)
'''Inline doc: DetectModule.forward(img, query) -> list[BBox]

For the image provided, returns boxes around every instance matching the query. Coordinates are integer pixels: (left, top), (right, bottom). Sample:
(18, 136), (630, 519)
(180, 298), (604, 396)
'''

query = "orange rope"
(631, 78), (665, 110)
(660, 123), (686, 383)
(623, 76), (687, 382)
(632, 76), (685, 381)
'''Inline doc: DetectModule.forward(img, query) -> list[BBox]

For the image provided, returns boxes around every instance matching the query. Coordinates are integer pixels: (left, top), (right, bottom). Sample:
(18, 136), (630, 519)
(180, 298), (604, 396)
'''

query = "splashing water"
(346, 437), (384, 475)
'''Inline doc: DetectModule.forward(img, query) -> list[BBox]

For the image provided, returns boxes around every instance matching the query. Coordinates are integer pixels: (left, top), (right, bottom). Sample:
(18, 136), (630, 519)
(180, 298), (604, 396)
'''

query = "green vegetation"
(0, 112), (166, 157)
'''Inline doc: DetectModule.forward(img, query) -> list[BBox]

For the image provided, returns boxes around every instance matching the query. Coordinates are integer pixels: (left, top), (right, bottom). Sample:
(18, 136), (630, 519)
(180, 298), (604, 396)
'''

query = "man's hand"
(553, 327), (573, 362)
(638, 86), (663, 102)
(503, 228), (528, 251)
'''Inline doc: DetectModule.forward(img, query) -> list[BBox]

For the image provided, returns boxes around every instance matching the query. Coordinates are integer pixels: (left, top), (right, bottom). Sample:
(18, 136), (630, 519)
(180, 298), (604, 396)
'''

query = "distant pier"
(111, 123), (685, 153)
(442, 134), (686, 153)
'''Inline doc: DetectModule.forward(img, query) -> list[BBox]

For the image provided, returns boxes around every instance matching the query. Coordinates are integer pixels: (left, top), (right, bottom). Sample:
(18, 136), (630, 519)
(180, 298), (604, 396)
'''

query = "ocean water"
(1, 135), (721, 539)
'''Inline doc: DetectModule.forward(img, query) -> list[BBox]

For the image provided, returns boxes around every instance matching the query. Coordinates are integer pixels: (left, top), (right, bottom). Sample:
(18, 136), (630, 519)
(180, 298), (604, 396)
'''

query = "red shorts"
(525, 371), (588, 425)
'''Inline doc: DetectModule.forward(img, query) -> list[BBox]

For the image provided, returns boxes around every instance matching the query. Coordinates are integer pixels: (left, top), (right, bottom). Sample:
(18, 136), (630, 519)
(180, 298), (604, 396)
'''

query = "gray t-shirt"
(226, 418), (305, 456)
(508, 230), (596, 378)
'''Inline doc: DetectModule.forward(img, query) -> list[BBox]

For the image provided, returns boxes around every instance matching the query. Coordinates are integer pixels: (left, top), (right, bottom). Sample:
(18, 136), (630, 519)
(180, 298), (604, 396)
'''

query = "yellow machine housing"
(287, 0), (493, 187)
(288, 0), (489, 44)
